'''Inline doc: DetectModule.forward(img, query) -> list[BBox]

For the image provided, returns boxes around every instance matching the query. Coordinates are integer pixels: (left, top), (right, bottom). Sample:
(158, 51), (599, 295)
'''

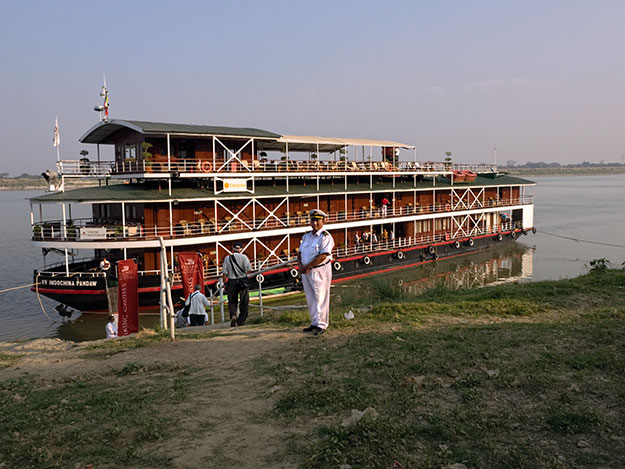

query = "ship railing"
(37, 256), (98, 273)
(108, 157), (498, 176)
(331, 222), (523, 259)
(57, 160), (115, 178)
(31, 197), (533, 242)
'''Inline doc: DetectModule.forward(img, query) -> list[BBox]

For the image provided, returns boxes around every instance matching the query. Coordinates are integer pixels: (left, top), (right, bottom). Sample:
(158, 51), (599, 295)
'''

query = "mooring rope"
(34, 273), (54, 323)
(0, 282), (39, 293)
(537, 230), (625, 249)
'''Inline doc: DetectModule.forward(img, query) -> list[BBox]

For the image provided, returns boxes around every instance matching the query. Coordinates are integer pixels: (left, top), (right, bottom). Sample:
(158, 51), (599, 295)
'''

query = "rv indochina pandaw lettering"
(30, 112), (536, 313)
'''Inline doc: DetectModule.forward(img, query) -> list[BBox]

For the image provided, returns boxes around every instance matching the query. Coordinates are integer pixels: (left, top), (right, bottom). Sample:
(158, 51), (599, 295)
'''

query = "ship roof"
(79, 119), (415, 151)
(30, 174), (534, 203)
(80, 120), (282, 144)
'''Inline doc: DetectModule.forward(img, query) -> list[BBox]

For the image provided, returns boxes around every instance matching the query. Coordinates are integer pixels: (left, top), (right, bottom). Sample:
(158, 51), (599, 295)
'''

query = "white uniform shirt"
(185, 291), (210, 315)
(299, 229), (335, 266)
(106, 321), (118, 338)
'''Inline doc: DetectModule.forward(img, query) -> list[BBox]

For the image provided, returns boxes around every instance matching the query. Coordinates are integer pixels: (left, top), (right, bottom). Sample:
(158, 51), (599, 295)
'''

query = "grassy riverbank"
(1, 268), (624, 468)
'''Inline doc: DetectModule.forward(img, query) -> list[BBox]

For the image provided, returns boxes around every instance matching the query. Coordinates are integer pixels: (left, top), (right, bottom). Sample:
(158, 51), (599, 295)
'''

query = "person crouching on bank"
(298, 209), (335, 336)
(185, 284), (210, 326)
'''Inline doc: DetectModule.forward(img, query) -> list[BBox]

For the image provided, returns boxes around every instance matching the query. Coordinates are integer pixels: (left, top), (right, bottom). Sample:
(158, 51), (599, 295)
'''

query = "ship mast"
(93, 72), (109, 122)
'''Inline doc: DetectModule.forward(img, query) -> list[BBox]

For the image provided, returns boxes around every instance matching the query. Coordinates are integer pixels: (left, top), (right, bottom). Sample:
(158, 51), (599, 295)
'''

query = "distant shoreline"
(1, 167), (624, 190)
(0, 180), (99, 191)
(502, 167), (625, 177)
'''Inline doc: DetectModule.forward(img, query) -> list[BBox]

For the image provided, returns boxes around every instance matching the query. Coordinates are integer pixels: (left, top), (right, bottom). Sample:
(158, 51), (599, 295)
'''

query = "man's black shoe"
(314, 327), (325, 336)
(302, 325), (315, 332)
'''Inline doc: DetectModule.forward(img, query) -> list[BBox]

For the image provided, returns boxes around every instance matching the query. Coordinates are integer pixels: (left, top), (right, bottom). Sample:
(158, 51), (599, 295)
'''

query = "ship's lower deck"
(34, 228), (532, 314)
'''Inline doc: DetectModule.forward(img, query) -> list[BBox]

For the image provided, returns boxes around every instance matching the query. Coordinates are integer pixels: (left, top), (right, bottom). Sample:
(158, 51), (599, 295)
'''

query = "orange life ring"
(199, 161), (212, 172)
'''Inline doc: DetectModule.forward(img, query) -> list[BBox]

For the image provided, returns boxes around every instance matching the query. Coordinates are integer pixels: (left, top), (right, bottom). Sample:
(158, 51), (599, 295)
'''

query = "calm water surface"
(1, 174), (624, 342)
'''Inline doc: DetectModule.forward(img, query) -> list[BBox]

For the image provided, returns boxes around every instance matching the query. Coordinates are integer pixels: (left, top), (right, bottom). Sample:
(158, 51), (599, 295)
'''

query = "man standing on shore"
(298, 209), (335, 335)
(222, 241), (252, 327)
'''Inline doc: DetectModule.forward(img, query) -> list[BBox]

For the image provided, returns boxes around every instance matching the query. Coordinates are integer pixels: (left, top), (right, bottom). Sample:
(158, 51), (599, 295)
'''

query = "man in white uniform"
(298, 209), (335, 335)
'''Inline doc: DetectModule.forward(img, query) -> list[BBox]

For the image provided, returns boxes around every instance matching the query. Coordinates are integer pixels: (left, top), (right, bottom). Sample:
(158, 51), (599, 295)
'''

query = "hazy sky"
(1, 0), (624, 175)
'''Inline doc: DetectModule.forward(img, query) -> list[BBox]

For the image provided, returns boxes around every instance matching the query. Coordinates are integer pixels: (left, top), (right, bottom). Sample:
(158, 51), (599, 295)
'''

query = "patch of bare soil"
(1, 327), (314, 468)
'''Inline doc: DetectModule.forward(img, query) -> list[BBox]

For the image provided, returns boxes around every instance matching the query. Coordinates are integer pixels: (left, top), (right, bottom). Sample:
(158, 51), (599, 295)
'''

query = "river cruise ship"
(30, 119), (535, 313)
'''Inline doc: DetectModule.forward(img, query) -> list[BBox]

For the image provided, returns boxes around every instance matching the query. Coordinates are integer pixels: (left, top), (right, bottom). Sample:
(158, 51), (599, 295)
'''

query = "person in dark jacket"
(222, 242), (252, 327)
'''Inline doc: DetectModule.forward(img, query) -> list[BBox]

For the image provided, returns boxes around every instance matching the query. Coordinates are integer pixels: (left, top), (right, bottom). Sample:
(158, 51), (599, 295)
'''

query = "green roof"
(30, 174), (534, 203)
(80, 119), (282, 144)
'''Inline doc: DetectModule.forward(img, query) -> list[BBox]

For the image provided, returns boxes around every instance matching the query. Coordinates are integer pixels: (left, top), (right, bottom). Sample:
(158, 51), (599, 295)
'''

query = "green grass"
(2, 268), (624, 468)
(0, 352), (23, 368)
(260, 268), (625, 468)
(0, 361), (197, 468)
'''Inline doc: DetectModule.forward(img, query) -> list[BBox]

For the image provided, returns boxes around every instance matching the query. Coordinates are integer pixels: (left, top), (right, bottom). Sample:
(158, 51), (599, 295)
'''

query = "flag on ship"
(103, 88), (109, 118)
(53, 116), (60, 147)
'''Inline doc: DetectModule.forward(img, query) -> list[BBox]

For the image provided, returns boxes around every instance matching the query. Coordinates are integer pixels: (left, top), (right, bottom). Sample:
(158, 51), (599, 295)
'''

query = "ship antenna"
(493, 144), (497, 170)
(93, 71), (110, 122)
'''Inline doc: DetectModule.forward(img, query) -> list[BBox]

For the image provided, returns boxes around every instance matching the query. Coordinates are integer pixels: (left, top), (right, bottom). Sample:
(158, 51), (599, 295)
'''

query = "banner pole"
(158, 237), (167, 330)
(166, 273), (175, 342)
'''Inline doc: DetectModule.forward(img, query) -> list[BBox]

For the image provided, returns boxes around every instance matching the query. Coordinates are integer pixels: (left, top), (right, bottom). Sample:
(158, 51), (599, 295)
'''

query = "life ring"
(433, 253), (440, 260)
(199, 161), (212, 172)
(396, 250), (405, 260)
(333, 261), (342, 271)
(453, 241), (461, 249)
(532, 227), (537, 234)
(428, 245), (435, 255)
(362, 255), (371, 265)
(496, 233), (503, 241)
(510, 230), (517, 239)
(256, 273), (265, 283)
(289, 268), (299, 278)
(467, 238), (474, 247)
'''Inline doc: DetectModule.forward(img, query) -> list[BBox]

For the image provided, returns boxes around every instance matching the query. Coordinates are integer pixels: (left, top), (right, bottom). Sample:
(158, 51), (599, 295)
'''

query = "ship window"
(124, 144), (137, 160)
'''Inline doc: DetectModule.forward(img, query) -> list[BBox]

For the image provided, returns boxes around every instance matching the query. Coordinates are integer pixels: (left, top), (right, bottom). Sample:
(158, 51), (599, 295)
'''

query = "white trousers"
(301, 262), (332, 329)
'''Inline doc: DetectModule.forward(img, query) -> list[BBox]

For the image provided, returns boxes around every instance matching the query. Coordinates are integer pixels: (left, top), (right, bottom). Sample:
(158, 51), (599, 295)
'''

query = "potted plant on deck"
(142, 142), (154, 172)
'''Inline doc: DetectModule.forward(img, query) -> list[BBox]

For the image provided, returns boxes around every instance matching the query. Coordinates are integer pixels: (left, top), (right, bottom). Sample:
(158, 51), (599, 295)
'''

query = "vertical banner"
(117, 259), (139, 336)
(178, 252), (204, 299)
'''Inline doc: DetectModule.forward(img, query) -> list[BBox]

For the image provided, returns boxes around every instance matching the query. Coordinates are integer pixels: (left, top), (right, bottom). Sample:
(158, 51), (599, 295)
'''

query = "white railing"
(31, 197), (533, 242)
(56, 158), (497, 177)
(57, 160), (115, 178)
(36, 223), (523, 283)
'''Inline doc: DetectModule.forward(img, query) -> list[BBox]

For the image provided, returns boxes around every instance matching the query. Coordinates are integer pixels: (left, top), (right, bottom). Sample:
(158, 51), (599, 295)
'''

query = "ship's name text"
(41, 278), (98, 287)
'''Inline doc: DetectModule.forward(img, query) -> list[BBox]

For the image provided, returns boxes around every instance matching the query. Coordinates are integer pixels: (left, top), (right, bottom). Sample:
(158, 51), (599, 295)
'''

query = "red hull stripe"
(33, 288), (106, 295)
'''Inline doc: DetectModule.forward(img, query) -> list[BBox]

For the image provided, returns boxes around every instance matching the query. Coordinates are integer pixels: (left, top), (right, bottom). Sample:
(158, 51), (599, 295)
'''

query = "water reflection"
(55, 312), (161, 342)
(340, 243), (534, 296)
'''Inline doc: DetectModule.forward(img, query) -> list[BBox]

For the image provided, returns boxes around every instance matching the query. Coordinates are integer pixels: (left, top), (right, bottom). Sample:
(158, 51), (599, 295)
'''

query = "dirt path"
(1, 326), (311, 468)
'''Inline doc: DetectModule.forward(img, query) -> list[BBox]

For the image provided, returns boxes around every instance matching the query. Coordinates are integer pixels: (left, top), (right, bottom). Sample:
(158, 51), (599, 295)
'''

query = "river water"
(1, 175), (624, 342)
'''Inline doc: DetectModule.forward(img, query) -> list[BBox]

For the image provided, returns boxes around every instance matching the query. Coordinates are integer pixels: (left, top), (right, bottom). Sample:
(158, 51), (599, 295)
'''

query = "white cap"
(308, 209), (328, 219)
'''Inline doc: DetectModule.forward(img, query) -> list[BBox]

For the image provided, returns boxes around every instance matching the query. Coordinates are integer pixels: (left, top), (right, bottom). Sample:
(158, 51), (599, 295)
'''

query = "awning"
(257, 135), (415, 153)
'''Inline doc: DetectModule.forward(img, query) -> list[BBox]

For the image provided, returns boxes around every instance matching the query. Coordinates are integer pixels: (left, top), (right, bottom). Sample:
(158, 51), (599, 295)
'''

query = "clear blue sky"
(1, 0), (624, 174)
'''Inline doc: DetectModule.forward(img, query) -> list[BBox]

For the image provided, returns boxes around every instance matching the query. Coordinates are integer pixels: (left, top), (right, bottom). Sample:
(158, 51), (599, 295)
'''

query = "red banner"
(117, 259), (139, 336)
(178, 252), (204, 299)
